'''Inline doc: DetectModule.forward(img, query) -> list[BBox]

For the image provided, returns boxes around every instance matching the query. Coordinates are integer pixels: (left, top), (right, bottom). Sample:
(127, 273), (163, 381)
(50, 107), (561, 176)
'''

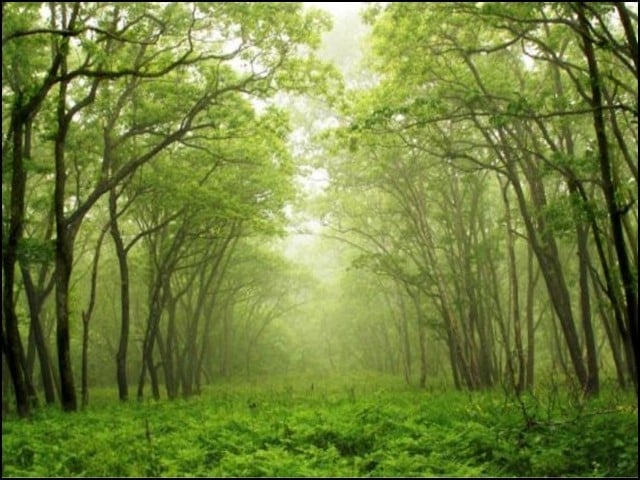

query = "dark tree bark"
(20, 266), (56, 405)
(2, 346), (12, 417)
(54, 71), (78, 411)
(613, 2), (639, 79)
(110, 188), (131, 402)
(163, 291), (179, 400)
(2, 0), (67, 417)
(590, 262), (627, 388)
(4, 106), (32, 418)
(575, 3), (638, 393)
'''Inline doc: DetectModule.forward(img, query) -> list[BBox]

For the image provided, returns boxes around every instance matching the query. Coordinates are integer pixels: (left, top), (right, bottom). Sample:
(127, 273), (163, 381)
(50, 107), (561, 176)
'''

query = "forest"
(2, 2), (638, 477)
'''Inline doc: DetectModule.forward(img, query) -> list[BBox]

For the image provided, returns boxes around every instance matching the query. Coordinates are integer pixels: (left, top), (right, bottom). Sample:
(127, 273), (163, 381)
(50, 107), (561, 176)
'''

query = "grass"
(2, 373), (638, 477)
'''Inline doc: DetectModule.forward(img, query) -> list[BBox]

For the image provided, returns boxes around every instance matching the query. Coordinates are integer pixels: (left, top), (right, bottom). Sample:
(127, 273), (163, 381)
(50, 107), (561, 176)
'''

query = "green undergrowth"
(2, 374), (637, 477)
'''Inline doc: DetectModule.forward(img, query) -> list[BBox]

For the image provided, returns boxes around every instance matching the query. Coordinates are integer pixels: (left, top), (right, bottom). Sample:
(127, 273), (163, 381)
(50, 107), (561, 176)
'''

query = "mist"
(2, 2), (637, 477)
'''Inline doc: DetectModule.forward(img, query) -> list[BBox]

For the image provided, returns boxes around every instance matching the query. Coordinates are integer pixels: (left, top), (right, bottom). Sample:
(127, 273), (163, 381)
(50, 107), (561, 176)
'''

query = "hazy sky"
(281, 3), (369, 270)
(305, 2), (365, 17)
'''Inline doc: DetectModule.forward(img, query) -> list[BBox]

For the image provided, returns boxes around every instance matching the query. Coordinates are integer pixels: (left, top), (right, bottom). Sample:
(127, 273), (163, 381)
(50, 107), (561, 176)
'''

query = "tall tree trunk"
(81, 312), (90, 408)
(53, 11), (78, 410)
(543, 36), (599, 394)
(194, 305), (214, 395)
(480, 211), (511, 388)
(576, 3), (638, 393)
(3, 108), (31, 418)
(473, 114), (589, 390)
(590, 264), (627, 388)
(438, 306), (461, 390)
(417, 322), (427, 389)
(221, 310), (231, 378)
(20, 267), (56, 404)
(398, 289), (412, 385)
(508, 164), (589, 391)
(110, 189), (132, 402)
(525, 244), (537, 391)
(80, 224), (108, 407)
(136, 357), (147, 401)
(163, 294), (178, 400)
(412, 292), (428, 389)
(195, 236), (238, 388)
(502, 182), (525, 394)
(26, 323), (36, 384)
(575, 214), (599, 395)
(17, 335), (39, 409)
(614, 2), (639, 79)
(138, 264), (162, 401)
(139, 275), (165, 401)
(550, 310), (570, 379)
(54, 233), (76, 411)
(54, 85), (77, 411)
(139, 310), (162, 401)
(180, 242), (229, 397)
(2, 348), (12, 417)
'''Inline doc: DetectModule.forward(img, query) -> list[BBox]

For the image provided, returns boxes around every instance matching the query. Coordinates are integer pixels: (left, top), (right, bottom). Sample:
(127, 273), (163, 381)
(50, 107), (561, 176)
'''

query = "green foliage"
(15, 237), (55, 266)
(3, 378), (637, 477)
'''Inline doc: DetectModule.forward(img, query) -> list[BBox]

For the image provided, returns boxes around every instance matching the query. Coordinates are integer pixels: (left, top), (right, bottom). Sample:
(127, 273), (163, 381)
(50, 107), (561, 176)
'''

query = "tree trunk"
(575, 214), (599, 395)
(140, 312), (162, 401)
(2, 348), (12, 417)
(413, 292), (428, 389)
(550, 309), (570, 379)
(590, 264), (627, 388)
(54, 237), (77, 411)
(110, 189), (132, 402)
(502, 182), (525, 394)
(221, 310), (231, 377)
(418, 322), (427, 389)
(136, 357), (147, 401)
(20, 266), (56, 404)
(3, 109), (31, 418)
(399, 290), (412, 385)
(81, 224), (107, 408)
(163, 295), (178, 400)
(480, 211), (511, 388)
(53, 27), (78, 411)
(576, 3), (638, 393)
(26, 323), (36, 384)
(614, 2), (639, 79)
(525, 244), (537, 391)
(81, 312), (90, 407)
(508, 165), (589, 391)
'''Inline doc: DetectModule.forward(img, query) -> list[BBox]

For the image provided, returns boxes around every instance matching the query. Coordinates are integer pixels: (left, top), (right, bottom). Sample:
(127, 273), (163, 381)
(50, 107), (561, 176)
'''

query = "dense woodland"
(317, 1), (639, 396)
(1, 2), (638, 476)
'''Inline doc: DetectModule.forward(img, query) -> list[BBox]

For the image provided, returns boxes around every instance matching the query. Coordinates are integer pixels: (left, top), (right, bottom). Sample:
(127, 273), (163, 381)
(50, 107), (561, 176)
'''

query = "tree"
(322, 2), (636, 393)
(3, 1), (337, 411)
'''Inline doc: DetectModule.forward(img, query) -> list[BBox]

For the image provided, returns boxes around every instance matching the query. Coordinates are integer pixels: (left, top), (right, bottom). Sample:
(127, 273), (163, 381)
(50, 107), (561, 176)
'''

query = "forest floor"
(2, 373), (638, 477)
